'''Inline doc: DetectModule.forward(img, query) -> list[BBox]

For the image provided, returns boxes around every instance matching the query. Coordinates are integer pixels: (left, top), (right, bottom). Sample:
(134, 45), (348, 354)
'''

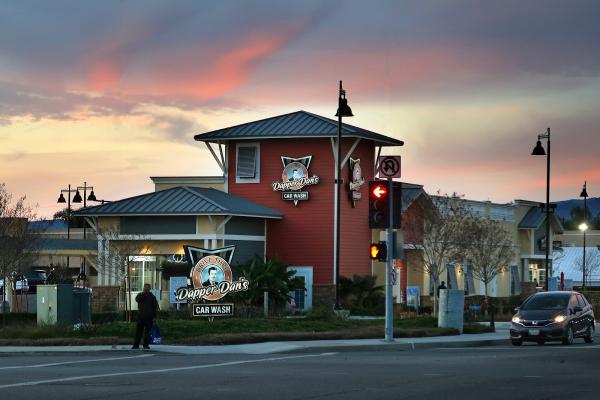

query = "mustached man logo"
(348, 158), (365, 207)
(174, 245), (249, 302)
(272, 156), (320, 206)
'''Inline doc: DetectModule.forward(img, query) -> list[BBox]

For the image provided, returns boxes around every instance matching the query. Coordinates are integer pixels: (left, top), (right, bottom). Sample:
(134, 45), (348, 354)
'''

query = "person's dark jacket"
(437, 283), (447, 298)
(136, 291), (159, 321)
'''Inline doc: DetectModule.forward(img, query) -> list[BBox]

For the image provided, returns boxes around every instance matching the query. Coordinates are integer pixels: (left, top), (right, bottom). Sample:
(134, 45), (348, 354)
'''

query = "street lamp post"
(57, 184), (77, 240)
(531, 128), (551, 291)
(58, 182), (98, 274)
(72, 182), (96, 239)
(579, 181), (589, 288)
(334, 80), (353, 310)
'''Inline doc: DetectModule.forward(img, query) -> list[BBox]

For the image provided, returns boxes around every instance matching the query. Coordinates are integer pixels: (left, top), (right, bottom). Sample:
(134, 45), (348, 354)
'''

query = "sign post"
(378, 156), (401, 342)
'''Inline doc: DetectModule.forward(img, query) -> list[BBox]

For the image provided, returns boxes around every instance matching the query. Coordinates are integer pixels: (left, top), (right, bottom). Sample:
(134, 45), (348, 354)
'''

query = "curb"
(276, 338), (511, 354)
(0, 337), (511, 355)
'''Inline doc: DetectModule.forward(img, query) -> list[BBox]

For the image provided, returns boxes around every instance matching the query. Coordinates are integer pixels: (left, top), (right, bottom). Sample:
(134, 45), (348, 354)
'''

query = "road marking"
(0, 352), (336, 389)
(0, 354), (154, 370)
(524, 376), (543, 378)
(423, 373), (443, 376)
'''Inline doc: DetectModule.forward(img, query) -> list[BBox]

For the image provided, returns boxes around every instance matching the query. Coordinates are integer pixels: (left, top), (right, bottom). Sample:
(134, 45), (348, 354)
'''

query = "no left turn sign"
(378, 156), (401, 178)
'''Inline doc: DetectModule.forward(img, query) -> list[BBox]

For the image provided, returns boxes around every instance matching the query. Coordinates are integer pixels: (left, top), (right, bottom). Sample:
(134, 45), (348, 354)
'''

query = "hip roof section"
(194, 110), (404, 146)
(74, 186), (283, 219)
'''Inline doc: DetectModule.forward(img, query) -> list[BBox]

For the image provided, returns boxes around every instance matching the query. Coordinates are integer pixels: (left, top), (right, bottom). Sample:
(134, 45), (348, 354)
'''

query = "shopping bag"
(149, 324), (162, 345)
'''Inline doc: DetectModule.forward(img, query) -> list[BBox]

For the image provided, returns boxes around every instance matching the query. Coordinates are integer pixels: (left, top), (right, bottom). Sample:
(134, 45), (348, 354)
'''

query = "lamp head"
(580, 182), (588, 198)
(531, 140), (546, 156)
(87, 190), (97, 201)
(57, 193), (66, 203)
(336, 97), (354, 117)
(579, 222), (589, 232)
(72, 190), (82, 203)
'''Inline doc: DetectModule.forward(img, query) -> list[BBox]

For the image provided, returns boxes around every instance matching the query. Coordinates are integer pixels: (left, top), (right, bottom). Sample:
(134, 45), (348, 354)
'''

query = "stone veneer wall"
(92, 286), (120, 312)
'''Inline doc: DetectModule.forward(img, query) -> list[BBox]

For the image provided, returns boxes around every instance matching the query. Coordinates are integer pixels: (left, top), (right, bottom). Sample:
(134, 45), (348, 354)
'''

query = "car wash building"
(77, 111), (403, 311)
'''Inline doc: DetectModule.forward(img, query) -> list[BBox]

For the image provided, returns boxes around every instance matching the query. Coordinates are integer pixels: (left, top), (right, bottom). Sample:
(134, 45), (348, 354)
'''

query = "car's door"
(568, 295), (581, 333)
(577, 294), (592, 333)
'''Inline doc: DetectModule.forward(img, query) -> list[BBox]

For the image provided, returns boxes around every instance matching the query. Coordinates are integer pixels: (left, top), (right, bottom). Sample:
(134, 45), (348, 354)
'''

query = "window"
(236, 143), (260, 183)
(128, 256), (158, 292)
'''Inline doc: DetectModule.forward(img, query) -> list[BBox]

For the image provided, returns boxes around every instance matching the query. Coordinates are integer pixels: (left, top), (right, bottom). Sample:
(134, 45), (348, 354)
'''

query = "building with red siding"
(194, 111), (404, 306)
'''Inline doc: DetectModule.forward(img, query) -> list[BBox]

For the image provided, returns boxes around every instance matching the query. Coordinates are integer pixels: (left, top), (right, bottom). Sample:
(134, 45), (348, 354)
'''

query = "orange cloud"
(184, 33), (290, 99)
(88, 61), (120, 91)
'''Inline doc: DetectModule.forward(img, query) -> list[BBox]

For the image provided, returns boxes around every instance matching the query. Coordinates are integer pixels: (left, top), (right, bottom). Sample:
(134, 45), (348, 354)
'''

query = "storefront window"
(128, 256), (158, 291)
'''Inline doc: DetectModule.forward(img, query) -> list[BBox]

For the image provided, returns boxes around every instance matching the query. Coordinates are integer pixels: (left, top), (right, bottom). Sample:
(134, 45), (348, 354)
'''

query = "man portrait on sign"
(202, 266), (221, 287)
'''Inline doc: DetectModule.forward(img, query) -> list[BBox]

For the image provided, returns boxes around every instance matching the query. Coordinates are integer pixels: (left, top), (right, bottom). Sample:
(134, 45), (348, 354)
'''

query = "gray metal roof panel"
(519, 207), (544, 229)
(194, 110), (403, 146)
(74, 187), (283, 218)
(518, 206), (564, 233)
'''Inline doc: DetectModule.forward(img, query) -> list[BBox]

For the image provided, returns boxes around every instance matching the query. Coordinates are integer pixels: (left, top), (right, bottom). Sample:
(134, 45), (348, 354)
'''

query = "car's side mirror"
(513, 307), (519, 313)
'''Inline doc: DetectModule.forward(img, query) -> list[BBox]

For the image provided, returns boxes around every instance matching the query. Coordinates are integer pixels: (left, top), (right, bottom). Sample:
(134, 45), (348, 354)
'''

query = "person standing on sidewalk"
(132, 283), (159, 350)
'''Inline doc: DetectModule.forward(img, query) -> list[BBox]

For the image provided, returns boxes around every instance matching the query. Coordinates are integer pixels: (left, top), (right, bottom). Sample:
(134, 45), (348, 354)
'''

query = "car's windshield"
(521, 294), (570, 310)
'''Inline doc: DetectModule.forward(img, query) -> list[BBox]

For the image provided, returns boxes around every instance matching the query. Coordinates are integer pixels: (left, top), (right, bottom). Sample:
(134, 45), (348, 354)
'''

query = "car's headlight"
(512, 315), (523, 324)
(554, 315), (567, 324)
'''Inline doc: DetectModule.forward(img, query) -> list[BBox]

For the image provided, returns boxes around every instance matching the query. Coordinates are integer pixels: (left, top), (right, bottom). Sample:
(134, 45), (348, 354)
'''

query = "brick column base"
(92, 286), (120, 313)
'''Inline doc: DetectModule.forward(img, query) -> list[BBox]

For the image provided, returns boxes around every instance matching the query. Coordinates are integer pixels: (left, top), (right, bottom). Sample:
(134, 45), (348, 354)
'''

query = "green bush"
(92, 312), (123, 324)
(0, 312), (36, 325)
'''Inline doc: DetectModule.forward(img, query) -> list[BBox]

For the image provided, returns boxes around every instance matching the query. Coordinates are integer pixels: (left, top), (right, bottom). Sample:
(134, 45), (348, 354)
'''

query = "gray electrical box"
(37, 284), (74, 325)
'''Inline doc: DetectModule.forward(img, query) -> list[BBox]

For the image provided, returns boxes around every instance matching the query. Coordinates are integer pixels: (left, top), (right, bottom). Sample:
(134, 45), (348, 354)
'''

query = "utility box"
(438, 289), (465, 333)
(72, 288), (92, 325)
(37, 284), (74, 325)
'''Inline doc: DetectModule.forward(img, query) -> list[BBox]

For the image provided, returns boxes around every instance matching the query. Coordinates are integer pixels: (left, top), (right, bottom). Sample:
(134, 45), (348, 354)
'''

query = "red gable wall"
(228, 138), (374, 285)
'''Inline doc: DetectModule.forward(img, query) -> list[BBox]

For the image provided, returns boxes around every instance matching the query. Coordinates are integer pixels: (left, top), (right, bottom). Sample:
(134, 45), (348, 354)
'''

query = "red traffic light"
(370, 183), (388, 199)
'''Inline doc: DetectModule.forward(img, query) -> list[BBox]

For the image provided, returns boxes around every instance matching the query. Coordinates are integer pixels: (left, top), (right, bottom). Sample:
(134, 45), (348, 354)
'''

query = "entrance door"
(288, 267), (313, 310)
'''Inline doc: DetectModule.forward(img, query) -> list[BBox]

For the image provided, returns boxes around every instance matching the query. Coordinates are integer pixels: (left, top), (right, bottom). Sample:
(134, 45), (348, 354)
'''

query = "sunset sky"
(1, 0), (599, 218)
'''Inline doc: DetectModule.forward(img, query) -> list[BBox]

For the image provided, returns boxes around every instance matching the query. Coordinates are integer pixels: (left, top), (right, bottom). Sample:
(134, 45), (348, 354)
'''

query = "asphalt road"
(1, 341), (599, 400)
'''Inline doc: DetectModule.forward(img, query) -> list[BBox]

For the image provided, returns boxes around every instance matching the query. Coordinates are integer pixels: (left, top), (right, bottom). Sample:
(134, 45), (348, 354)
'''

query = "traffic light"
(369, 242), (387, 261)
(369, 181), (389, 229)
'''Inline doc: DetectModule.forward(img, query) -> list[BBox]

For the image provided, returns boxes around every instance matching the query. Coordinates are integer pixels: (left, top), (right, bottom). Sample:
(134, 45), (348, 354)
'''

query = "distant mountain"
(554, 197), (600, 220)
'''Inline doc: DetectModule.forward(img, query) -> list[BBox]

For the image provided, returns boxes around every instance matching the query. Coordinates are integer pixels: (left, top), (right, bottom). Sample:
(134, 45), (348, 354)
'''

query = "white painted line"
(0, 352), (336, 389)
(0, 354), (154, 371)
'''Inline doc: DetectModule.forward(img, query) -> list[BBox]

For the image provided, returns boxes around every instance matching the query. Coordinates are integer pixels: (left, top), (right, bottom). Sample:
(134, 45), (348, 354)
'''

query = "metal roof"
(399, 184), (427, 212)
(74, 187), (283, 219)
(194, 110), (404, 146)
(519, 207), (564, 233)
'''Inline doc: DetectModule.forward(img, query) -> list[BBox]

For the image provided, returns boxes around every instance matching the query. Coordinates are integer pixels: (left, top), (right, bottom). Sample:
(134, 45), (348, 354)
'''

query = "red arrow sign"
(371, 184), (388, 199)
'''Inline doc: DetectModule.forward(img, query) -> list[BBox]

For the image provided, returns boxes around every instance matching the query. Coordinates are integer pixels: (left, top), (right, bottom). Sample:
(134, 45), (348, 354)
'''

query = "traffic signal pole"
(385, 176), (394, 342)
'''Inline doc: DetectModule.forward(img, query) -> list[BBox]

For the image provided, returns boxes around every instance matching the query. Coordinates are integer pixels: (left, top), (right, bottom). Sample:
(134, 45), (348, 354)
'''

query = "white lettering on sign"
(193, 303), (234, 317)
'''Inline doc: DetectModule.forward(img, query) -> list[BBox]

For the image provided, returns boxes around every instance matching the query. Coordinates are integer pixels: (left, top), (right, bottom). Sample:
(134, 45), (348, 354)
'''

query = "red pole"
(560, 272), (564, 291)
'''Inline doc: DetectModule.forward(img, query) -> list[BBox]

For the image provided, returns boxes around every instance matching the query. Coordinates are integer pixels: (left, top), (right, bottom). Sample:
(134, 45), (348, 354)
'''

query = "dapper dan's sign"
(174, 246), (249, 313)
(272, 156), (320, 206)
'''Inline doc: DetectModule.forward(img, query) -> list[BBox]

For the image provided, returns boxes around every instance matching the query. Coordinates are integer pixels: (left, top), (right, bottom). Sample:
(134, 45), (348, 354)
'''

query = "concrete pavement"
(0, 323), (511, 355)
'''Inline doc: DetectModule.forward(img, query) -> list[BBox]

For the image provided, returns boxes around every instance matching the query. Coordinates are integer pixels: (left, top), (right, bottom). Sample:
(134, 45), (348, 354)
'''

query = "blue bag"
(149, 324), (162, 345)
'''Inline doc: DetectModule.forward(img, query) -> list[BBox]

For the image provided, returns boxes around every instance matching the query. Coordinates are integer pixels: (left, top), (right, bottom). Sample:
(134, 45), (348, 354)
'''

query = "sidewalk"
(0, 323), (510, 355)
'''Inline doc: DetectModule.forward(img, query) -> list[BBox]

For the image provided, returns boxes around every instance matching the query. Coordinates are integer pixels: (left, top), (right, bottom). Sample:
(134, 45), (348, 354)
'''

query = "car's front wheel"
(562, 325), (574, 345)
(511, 338), (522, 346)
(584, 323), (594, 343)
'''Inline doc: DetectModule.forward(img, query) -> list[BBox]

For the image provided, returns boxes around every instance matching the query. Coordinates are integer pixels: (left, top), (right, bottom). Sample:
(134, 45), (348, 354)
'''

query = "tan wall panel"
(98, 217), (120, 233)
